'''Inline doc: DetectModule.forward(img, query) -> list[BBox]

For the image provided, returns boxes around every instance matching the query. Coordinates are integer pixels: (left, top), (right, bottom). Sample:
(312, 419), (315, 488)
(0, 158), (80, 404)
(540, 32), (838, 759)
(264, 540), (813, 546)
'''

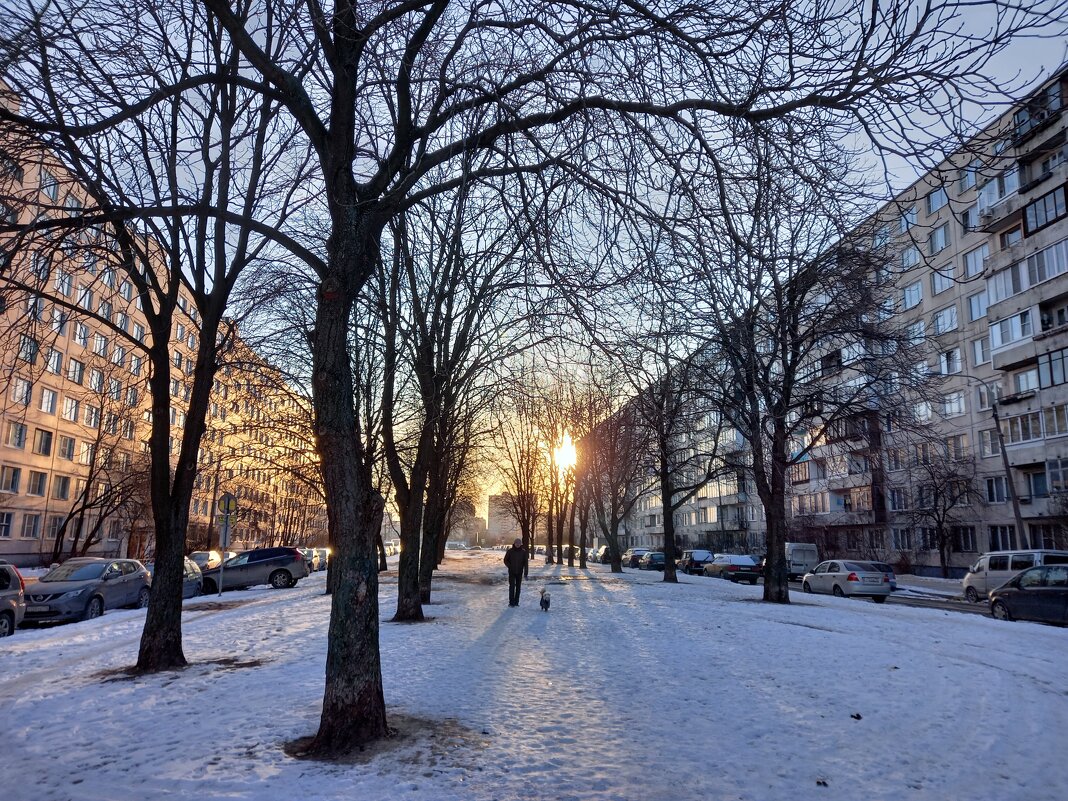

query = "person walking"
(504, 538), (528, 607)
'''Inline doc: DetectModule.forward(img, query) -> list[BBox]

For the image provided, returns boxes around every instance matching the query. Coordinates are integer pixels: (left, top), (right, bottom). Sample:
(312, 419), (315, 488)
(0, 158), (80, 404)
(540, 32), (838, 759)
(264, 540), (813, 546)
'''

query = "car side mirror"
(103, 571), (118, 580)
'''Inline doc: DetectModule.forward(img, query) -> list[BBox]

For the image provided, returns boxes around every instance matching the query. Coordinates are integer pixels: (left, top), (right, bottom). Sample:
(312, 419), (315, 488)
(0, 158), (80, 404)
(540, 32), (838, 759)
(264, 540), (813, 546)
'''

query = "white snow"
(1, 551), (1065, 801)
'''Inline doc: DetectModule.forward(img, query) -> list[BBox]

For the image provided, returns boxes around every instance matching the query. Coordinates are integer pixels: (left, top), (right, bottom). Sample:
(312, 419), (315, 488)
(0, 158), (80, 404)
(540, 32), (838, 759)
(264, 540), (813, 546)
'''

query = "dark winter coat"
(503, 545), (527, 576)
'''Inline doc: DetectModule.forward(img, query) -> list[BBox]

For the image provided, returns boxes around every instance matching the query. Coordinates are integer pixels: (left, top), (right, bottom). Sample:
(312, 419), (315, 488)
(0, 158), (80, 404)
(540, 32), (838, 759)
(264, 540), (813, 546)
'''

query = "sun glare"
(554, 433), (577, 472)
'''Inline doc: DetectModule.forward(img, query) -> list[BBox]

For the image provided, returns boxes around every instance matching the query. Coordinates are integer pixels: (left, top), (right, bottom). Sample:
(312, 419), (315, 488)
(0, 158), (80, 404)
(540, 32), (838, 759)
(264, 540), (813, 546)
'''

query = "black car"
(678, 549), (714, 575)
(989, 564), (1068, 625)
(638, 552), (665, 571)
(200, 547), (309, 593)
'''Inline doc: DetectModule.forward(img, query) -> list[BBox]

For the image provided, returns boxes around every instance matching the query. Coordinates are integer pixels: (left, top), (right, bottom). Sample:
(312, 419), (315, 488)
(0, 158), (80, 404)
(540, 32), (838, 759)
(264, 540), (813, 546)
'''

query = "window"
(1039, 347), (1068, 388)
(931, 267), (954, 294)
(1026, 237), (1068, 289)
(115, 312), (129, 333)
(129, 355), (143, 377)
(901, 246), (920, 270)
(1014, 368), (1039, 394)
(990, 310), (1032, 348)
(77, 285), (94, 312)
(979, 429), (1001, 457)
(989, 525), (1017, 551)
(942, 391), (965, 417)
(27, 471), (47, 496)
(111, 344), (126, 368)
(933, 305), (958, 334)
(18, 334), (39, 365)
(1028, 471), (1049, 498)
(58, 436), (75, 461)
(5, 422), (26, 449)
(900, 206), (917, 232)
(1001, 227), (1023, 248)
(964, 244), (989, 278)
(928, 223), (950, 255)
(67, 358), (85, 385)
(967, 290), (988, 321)
(20, 513), (41, 539)
(89, 368), (104, 392)
(905, 320), (926, 345)
(961, 203), (979, 234)
(889, 488), (908, 511)
(39, 388), (58, 415)
(939, 348), (962, 375)
(986, 476), (1008, 503)
(886, 448), (905, 471)
(979, 168), (1019, 211)
(913, 401), (932, 422)
(0, 512), (10, 538)
(32, 429), (53, 456)
(1002, 410), (1043, 444)
(74, 322), (89, 347)
(952, 526), (977, 553)
(1023, 184), (1067, 235)
(1, 466), (22, 493)
(92, 333), (109, 357)
(44, 349), (63, 376)
(902, 281), (922, 310)
(83, 404), (101, 429)
(11, 378), (32, 407)
(40, 169), (59, 200)
(972, 337), (990, 365)
(51, 309), (68, 335)
(132, 322), (145, 343)
(26, 297), (45, 321)
(926, 187), (948, 215)
(891, 527), (913, 550)
(119, 280), (133, 301)
(108, 378), (122, 402)
(946, 434), (968, 460)
(78, 442), (96, 465)
(47, 515), (63, 540)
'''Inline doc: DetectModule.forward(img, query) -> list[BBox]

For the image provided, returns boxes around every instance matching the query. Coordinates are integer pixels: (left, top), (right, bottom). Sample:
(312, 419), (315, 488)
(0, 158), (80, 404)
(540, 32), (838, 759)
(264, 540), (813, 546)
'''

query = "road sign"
(218, 492), (237, 516)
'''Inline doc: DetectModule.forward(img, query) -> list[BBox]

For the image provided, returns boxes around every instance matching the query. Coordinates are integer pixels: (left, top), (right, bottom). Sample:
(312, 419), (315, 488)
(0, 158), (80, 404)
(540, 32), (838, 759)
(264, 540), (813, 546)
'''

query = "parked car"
(679, 549), (715, 575)
(0, 560), (27, 637)
(24, 558), (152, 622)
(199, 547), (309, 593)
(299, 548), (321, 572)
(784, 542), (820, 580)
(316, 548), (330, 571)
(592, 545), (611, 564)
(144, 557), (204, 599)
(963, 550), (1068, 603)
(801, 560), (892, 603)
(870, 562), (898, 592)
(638, 551), (665, 571)
(704, 554), (760, 584)
(989, 564), (1068, 625)
(188, 550), (235, 571)
(622, 548), (651, 568)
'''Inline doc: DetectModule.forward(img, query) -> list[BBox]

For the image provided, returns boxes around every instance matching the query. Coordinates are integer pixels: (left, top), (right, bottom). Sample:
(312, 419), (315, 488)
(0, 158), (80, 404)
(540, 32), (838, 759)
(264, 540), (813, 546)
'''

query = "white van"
(784, 542), (820, 580)
(963, 550), (1068, 602)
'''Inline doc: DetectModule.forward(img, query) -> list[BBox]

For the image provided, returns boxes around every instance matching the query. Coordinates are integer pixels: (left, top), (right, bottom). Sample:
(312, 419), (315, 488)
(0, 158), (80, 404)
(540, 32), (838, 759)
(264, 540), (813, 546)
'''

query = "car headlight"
(58, 588), (89, 601)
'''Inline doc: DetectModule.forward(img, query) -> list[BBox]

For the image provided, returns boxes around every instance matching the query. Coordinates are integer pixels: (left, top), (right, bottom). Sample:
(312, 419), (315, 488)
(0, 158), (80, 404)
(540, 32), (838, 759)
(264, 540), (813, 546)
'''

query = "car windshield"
(41, 562), (107, 582)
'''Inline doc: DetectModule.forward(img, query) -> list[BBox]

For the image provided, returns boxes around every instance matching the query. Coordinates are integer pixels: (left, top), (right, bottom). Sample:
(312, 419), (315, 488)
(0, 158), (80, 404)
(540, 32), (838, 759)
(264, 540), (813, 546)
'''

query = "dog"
(539, 588), (551, 612)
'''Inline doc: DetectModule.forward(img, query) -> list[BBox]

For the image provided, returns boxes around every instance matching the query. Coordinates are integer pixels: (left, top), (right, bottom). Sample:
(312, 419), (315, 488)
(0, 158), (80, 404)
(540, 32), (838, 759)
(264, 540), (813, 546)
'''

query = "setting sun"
(553, 433), (577, 472)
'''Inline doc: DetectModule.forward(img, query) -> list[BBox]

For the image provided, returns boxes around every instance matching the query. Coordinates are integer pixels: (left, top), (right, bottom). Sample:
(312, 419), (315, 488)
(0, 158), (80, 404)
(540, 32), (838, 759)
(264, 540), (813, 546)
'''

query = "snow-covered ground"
(1, 552), (1064, 801)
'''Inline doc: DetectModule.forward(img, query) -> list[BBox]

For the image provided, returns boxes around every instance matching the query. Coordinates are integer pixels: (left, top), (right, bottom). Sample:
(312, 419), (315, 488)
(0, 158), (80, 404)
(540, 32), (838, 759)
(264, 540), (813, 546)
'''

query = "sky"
(2, 552), (1065, 801)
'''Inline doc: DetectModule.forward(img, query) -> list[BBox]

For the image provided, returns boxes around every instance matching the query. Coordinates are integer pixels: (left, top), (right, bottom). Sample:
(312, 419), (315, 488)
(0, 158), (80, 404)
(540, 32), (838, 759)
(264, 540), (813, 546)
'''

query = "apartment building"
(798, 64), (1068, 575)
(0, 98), (326, 566)
(619, 65), (1068, 575)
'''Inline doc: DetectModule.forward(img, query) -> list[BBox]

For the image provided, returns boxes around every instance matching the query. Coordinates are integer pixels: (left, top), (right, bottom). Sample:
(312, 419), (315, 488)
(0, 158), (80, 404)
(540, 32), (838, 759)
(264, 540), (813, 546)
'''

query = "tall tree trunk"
(761, 430), (791, 604)
(307, 284), (388, 751)
(661, 469), (678, 584)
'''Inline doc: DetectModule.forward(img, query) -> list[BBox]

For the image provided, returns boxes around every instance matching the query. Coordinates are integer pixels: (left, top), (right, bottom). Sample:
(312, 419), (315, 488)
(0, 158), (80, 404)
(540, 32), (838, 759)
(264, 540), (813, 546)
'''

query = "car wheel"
(991, 600), (1012, 621)
(136, 587), (151, 609)
(802, 581), (813, 593)
(193, 581), (203, 597)
(872, 595), (886, 604)
(83, 596), (104, 621)
(965, 586), (980, 604)
(832, 585), (845, 598)
(203, 579), (217, 595)
(749, 577), (758, 585)
(270, 570), (293, 589)
(0, 611), (13, 637)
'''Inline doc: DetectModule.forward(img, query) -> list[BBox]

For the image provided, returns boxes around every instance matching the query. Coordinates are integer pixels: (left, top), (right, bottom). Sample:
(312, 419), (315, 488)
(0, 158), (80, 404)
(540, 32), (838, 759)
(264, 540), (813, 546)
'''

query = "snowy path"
(1, 552), (1065, 801)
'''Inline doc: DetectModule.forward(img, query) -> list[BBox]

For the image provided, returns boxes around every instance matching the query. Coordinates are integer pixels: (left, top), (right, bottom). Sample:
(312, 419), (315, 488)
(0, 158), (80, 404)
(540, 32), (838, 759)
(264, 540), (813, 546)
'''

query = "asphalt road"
(885, 592), (991, 616)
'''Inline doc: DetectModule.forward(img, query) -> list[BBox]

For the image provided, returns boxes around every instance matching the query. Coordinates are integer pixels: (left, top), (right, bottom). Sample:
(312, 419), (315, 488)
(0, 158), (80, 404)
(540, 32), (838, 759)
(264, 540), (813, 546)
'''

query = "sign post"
(217, 493), (237, 597)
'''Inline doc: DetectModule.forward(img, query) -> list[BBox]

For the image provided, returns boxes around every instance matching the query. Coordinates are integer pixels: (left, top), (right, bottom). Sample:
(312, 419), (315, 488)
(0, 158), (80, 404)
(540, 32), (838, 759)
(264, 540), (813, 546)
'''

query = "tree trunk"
(661, 469), (678, 584)
(376, 533), (387, 573)
(761, 436), (791, 603)
(307, 284), (389, 751)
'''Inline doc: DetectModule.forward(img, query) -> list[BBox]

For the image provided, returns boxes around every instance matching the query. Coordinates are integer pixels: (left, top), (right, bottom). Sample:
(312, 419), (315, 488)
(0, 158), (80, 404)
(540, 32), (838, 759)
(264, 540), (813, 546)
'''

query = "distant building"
(487, 494), (522, 545)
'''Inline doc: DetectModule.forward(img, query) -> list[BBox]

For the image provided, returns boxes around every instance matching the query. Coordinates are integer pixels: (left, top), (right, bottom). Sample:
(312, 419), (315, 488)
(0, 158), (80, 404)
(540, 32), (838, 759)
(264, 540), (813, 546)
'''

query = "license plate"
(27, 605), (50, 613)
(862, 576), (879, 584)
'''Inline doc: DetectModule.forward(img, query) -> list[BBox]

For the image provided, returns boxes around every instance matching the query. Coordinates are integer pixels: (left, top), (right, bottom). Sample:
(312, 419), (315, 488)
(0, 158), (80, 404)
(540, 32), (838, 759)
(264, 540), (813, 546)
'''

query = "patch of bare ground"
(285, 713), (489, 767)
(92, 656), (269, 683)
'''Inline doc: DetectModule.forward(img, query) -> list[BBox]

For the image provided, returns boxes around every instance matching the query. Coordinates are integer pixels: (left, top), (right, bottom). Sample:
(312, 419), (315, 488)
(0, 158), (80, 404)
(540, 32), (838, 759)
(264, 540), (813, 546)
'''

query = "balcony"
(979, 194), (1023, 233)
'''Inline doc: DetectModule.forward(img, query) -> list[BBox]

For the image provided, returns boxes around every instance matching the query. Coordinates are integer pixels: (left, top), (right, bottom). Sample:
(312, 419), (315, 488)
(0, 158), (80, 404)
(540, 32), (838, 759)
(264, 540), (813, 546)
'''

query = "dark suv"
(1, 560), (27, 636)
(200, 547), (309, 593)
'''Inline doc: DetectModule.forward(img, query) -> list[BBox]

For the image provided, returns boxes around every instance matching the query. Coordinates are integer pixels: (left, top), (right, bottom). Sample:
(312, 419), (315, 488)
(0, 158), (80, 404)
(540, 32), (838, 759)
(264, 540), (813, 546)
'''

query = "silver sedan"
(802, 560), (892, 603)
